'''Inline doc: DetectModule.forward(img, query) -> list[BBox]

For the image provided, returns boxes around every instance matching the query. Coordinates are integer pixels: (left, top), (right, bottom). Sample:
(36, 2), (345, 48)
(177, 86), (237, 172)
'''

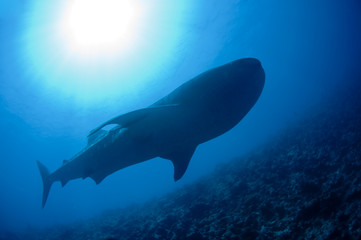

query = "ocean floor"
(4, 80), (361, 240)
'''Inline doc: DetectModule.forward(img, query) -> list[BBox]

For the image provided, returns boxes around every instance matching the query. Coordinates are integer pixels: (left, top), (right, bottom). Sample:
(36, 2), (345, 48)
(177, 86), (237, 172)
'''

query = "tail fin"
(36, 161), (53, 208)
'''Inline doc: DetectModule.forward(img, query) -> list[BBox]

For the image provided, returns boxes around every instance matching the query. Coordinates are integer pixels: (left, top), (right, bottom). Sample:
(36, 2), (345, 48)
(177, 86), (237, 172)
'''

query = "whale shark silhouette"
(37, 58), (265, 207)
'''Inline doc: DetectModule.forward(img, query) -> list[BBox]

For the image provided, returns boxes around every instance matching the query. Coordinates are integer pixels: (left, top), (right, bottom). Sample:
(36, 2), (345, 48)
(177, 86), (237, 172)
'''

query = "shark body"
(37, 58), (265, 207)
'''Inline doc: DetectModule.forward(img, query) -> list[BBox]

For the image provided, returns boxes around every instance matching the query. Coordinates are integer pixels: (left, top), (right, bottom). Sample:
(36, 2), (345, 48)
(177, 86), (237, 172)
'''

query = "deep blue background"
(0, 0), (360, 233)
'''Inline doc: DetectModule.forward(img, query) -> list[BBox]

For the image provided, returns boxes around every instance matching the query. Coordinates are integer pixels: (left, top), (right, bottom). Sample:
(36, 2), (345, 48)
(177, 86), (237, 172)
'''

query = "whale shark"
(37, 58), (265, 207)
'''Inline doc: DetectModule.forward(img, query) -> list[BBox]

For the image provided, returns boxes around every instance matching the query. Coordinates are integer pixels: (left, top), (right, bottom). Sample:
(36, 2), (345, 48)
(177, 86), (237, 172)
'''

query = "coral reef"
(17, 81), (361, 240)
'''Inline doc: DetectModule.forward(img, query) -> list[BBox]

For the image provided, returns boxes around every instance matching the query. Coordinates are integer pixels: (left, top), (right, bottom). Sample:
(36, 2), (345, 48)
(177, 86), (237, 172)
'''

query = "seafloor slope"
(12, 80), (361, 240)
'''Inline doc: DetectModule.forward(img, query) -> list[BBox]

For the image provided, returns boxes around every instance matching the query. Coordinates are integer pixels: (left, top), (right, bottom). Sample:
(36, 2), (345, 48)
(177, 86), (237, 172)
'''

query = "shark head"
(212, 57), (265, 113)
(229, 57), (265, 90)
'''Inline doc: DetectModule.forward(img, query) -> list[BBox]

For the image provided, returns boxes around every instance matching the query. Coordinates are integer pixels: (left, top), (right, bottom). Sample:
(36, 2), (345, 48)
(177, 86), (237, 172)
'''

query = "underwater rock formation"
(19, 80), (361, 239)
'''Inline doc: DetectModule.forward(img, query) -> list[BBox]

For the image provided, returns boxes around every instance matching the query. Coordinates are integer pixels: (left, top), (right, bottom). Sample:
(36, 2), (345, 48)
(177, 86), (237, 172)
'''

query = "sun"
(58, 0), (139, 56)
(22, 0), (193, 106)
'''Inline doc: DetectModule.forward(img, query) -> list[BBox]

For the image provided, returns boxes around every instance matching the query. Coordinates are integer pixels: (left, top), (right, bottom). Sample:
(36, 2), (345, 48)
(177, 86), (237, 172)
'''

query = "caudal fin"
(36, 161), (53, 208)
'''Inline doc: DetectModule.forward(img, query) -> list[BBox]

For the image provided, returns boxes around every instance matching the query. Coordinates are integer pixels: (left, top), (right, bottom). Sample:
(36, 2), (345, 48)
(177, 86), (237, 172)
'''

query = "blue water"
(0, 0), (360, 234)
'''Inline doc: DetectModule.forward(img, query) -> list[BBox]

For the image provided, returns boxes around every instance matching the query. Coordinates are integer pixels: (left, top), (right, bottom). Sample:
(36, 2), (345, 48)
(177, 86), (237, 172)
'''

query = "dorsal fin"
(160, 145), (198, 181)
(62, 160), (68, 165)
(88, 104), (179, 138)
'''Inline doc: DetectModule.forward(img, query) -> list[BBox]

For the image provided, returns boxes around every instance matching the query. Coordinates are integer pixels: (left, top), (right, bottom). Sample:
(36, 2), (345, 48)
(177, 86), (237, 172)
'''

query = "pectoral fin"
(161, 145), (197, 181)
(88, 104), (179, 138)
(87, 129), (108, 146)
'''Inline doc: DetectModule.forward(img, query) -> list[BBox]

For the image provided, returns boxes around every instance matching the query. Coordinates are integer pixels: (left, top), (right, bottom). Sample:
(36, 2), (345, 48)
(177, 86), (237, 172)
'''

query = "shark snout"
(243, 57), (261, 67)
(230, 58), (265, 85)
